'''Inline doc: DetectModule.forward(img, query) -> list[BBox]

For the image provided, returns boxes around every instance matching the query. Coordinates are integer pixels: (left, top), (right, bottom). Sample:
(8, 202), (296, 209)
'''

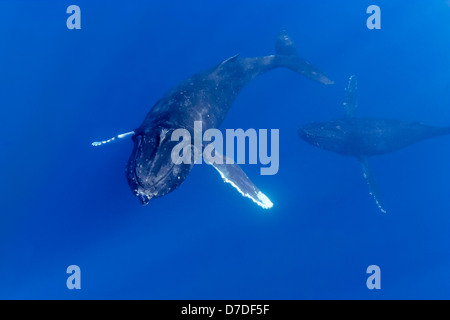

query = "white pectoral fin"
(359, 156), (386, 213)
(204, 152), (273, 210)
(343, 75), (358, 118)
(92, 131), (135, 147)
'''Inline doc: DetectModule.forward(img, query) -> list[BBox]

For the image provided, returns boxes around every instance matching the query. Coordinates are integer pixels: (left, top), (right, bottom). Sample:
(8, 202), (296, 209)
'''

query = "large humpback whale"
(94, 32), (333, 208)
(298, 75), (450, 213)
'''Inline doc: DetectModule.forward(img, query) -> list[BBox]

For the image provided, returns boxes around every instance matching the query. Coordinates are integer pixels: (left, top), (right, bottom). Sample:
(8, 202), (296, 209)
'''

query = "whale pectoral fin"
(358, 156), (386, 213)
(204, 152), (273, 210)
(92, 131), (135, 147)
(343, 75), (358, 118)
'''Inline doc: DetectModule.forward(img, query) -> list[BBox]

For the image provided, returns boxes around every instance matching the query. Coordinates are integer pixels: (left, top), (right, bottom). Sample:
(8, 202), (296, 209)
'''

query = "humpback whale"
(298, 75), (450, 213)
(93, 32), (333, 208)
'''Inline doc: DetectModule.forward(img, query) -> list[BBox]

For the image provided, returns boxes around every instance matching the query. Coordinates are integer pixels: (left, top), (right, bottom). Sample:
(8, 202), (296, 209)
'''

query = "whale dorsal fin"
(220, 54), (240, 66)
(203, 148), (273, 210)
(343, 75), (358, 118)
(358, 156), (386, 213)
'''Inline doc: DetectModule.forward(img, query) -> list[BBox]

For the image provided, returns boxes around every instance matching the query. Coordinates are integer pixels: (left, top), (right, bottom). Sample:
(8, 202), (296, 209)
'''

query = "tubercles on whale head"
(136, 192), (152, 206)
(126, 127), (194, 204)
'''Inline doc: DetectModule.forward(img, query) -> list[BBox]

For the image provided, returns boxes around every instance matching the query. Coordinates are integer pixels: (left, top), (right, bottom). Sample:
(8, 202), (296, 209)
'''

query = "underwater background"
(0, 0), (449, 299)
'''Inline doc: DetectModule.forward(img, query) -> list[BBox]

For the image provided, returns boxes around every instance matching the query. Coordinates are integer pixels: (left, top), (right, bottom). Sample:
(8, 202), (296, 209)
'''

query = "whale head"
(126, 127), (193, 205)
(298, 120), (358, 156)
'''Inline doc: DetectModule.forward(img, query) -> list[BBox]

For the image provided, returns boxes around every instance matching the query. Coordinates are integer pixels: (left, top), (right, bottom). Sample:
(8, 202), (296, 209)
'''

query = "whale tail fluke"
(275, 31), (333, 85)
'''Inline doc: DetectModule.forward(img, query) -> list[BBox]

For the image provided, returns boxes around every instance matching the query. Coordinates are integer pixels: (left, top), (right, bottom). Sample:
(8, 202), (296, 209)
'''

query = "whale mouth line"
(132, 135), (177, 201)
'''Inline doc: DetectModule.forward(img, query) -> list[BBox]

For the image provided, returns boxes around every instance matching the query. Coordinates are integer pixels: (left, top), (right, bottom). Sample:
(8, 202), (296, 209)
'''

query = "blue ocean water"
(0, 0), (449, 299)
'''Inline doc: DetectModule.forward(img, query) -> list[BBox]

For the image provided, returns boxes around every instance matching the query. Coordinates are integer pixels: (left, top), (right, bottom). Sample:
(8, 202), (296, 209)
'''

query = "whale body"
(98, 32), (333, 208)
(299, 117), (450, 157)
(298, 76), (450, 213)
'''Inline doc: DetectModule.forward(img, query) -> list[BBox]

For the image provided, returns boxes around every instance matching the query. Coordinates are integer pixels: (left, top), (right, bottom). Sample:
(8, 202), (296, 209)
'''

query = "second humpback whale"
(93, 32), (333, 208)
(298, 75), (450, 213)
